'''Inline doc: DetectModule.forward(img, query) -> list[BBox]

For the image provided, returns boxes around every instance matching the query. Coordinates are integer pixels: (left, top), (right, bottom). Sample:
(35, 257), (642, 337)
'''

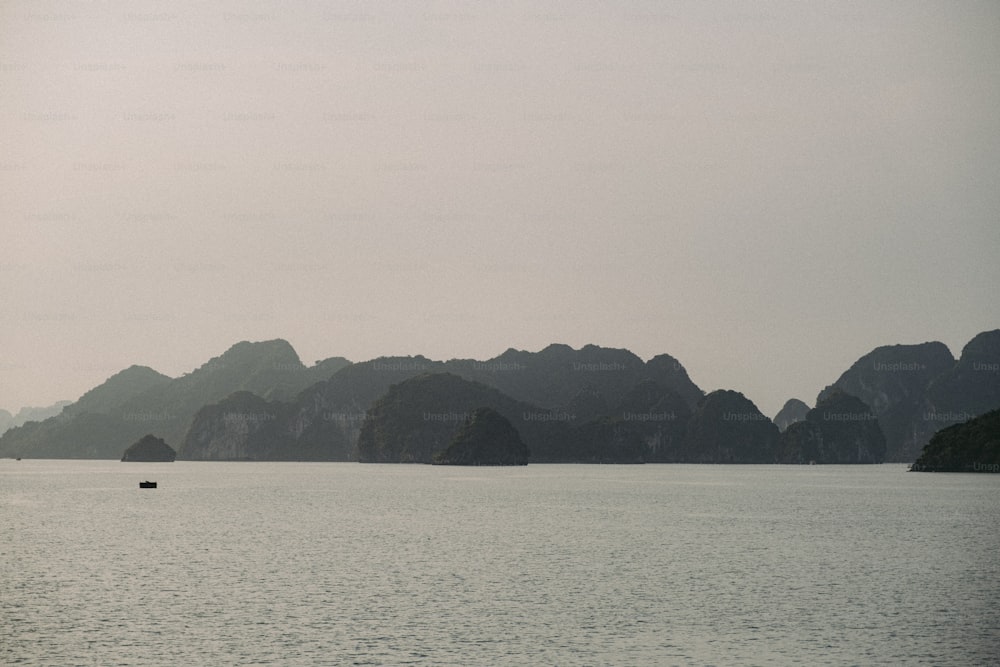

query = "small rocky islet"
(121, 434), (176, 462)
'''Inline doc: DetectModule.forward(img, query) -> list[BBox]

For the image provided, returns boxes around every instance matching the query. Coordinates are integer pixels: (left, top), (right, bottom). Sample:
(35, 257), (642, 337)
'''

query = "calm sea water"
(2, 461), (998, 666)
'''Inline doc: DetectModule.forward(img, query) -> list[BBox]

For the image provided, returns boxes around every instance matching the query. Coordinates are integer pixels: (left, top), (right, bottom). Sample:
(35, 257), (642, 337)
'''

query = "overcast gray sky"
(2, 0), (998, 418)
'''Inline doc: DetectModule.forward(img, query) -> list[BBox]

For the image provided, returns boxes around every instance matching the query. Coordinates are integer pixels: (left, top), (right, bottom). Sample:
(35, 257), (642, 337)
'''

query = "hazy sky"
(2, 1), (998, 418)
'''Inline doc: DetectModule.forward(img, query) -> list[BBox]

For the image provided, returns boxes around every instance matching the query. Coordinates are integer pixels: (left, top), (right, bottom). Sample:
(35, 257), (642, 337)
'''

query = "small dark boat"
(139, 481), (157, 489)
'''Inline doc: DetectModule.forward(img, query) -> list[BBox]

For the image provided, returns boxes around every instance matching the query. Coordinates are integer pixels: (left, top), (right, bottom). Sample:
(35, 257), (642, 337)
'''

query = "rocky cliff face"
(774, 398), (810, 432)
(565, 418), (647, 463)
(433, 407), (529, 465)
(180, 391), (287, 460)
(180, 390), (352, 461)
(680, 390), (781, 463)
(817, 331), (1000, 462)
(911, 408), (1000, 473)
(818, 341), (955, 461)
(922, 330), (1000, 443)
(779, 390), (886, 464)
(614, 380), (691, 462)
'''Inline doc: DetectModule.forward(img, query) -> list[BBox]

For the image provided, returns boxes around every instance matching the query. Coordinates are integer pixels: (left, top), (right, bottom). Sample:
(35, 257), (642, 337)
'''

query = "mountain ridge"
(3, 331), (997, 462)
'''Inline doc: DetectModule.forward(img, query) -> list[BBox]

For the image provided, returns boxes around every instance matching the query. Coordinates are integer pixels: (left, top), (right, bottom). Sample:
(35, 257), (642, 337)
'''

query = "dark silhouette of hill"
(922, 331), (1000, 439)
(679, 390), (781, 463)
(358, 374), (780, 464)
(0, 340), (349, 459)
(779, 390), (886, 464)
(275, 355), (446, 459)
(64, 366), (172, 418)
(817, 331), (1000, 461)
(774, 398), (810, 432)
(613, 380), (692, 462)
(911, 408), (1000, 472)
(818, 341), (954, 462)
(356, 372), (664, 464)
(357, 373), (564, 463)
(185, 345), (704, 462)
(121, 434), (176, 462)
(345, 345), (703, 463)
(7, 332), (996, 464)
(446, 344), (703, 410)
(433, 407), (529, 466)
(180, 390), (350, 461)
(0, 366), (173, 459)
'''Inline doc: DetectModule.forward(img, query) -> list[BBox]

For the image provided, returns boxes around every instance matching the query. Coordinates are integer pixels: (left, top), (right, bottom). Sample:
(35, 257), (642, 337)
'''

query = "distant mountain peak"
(67, 365), (172, 417)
